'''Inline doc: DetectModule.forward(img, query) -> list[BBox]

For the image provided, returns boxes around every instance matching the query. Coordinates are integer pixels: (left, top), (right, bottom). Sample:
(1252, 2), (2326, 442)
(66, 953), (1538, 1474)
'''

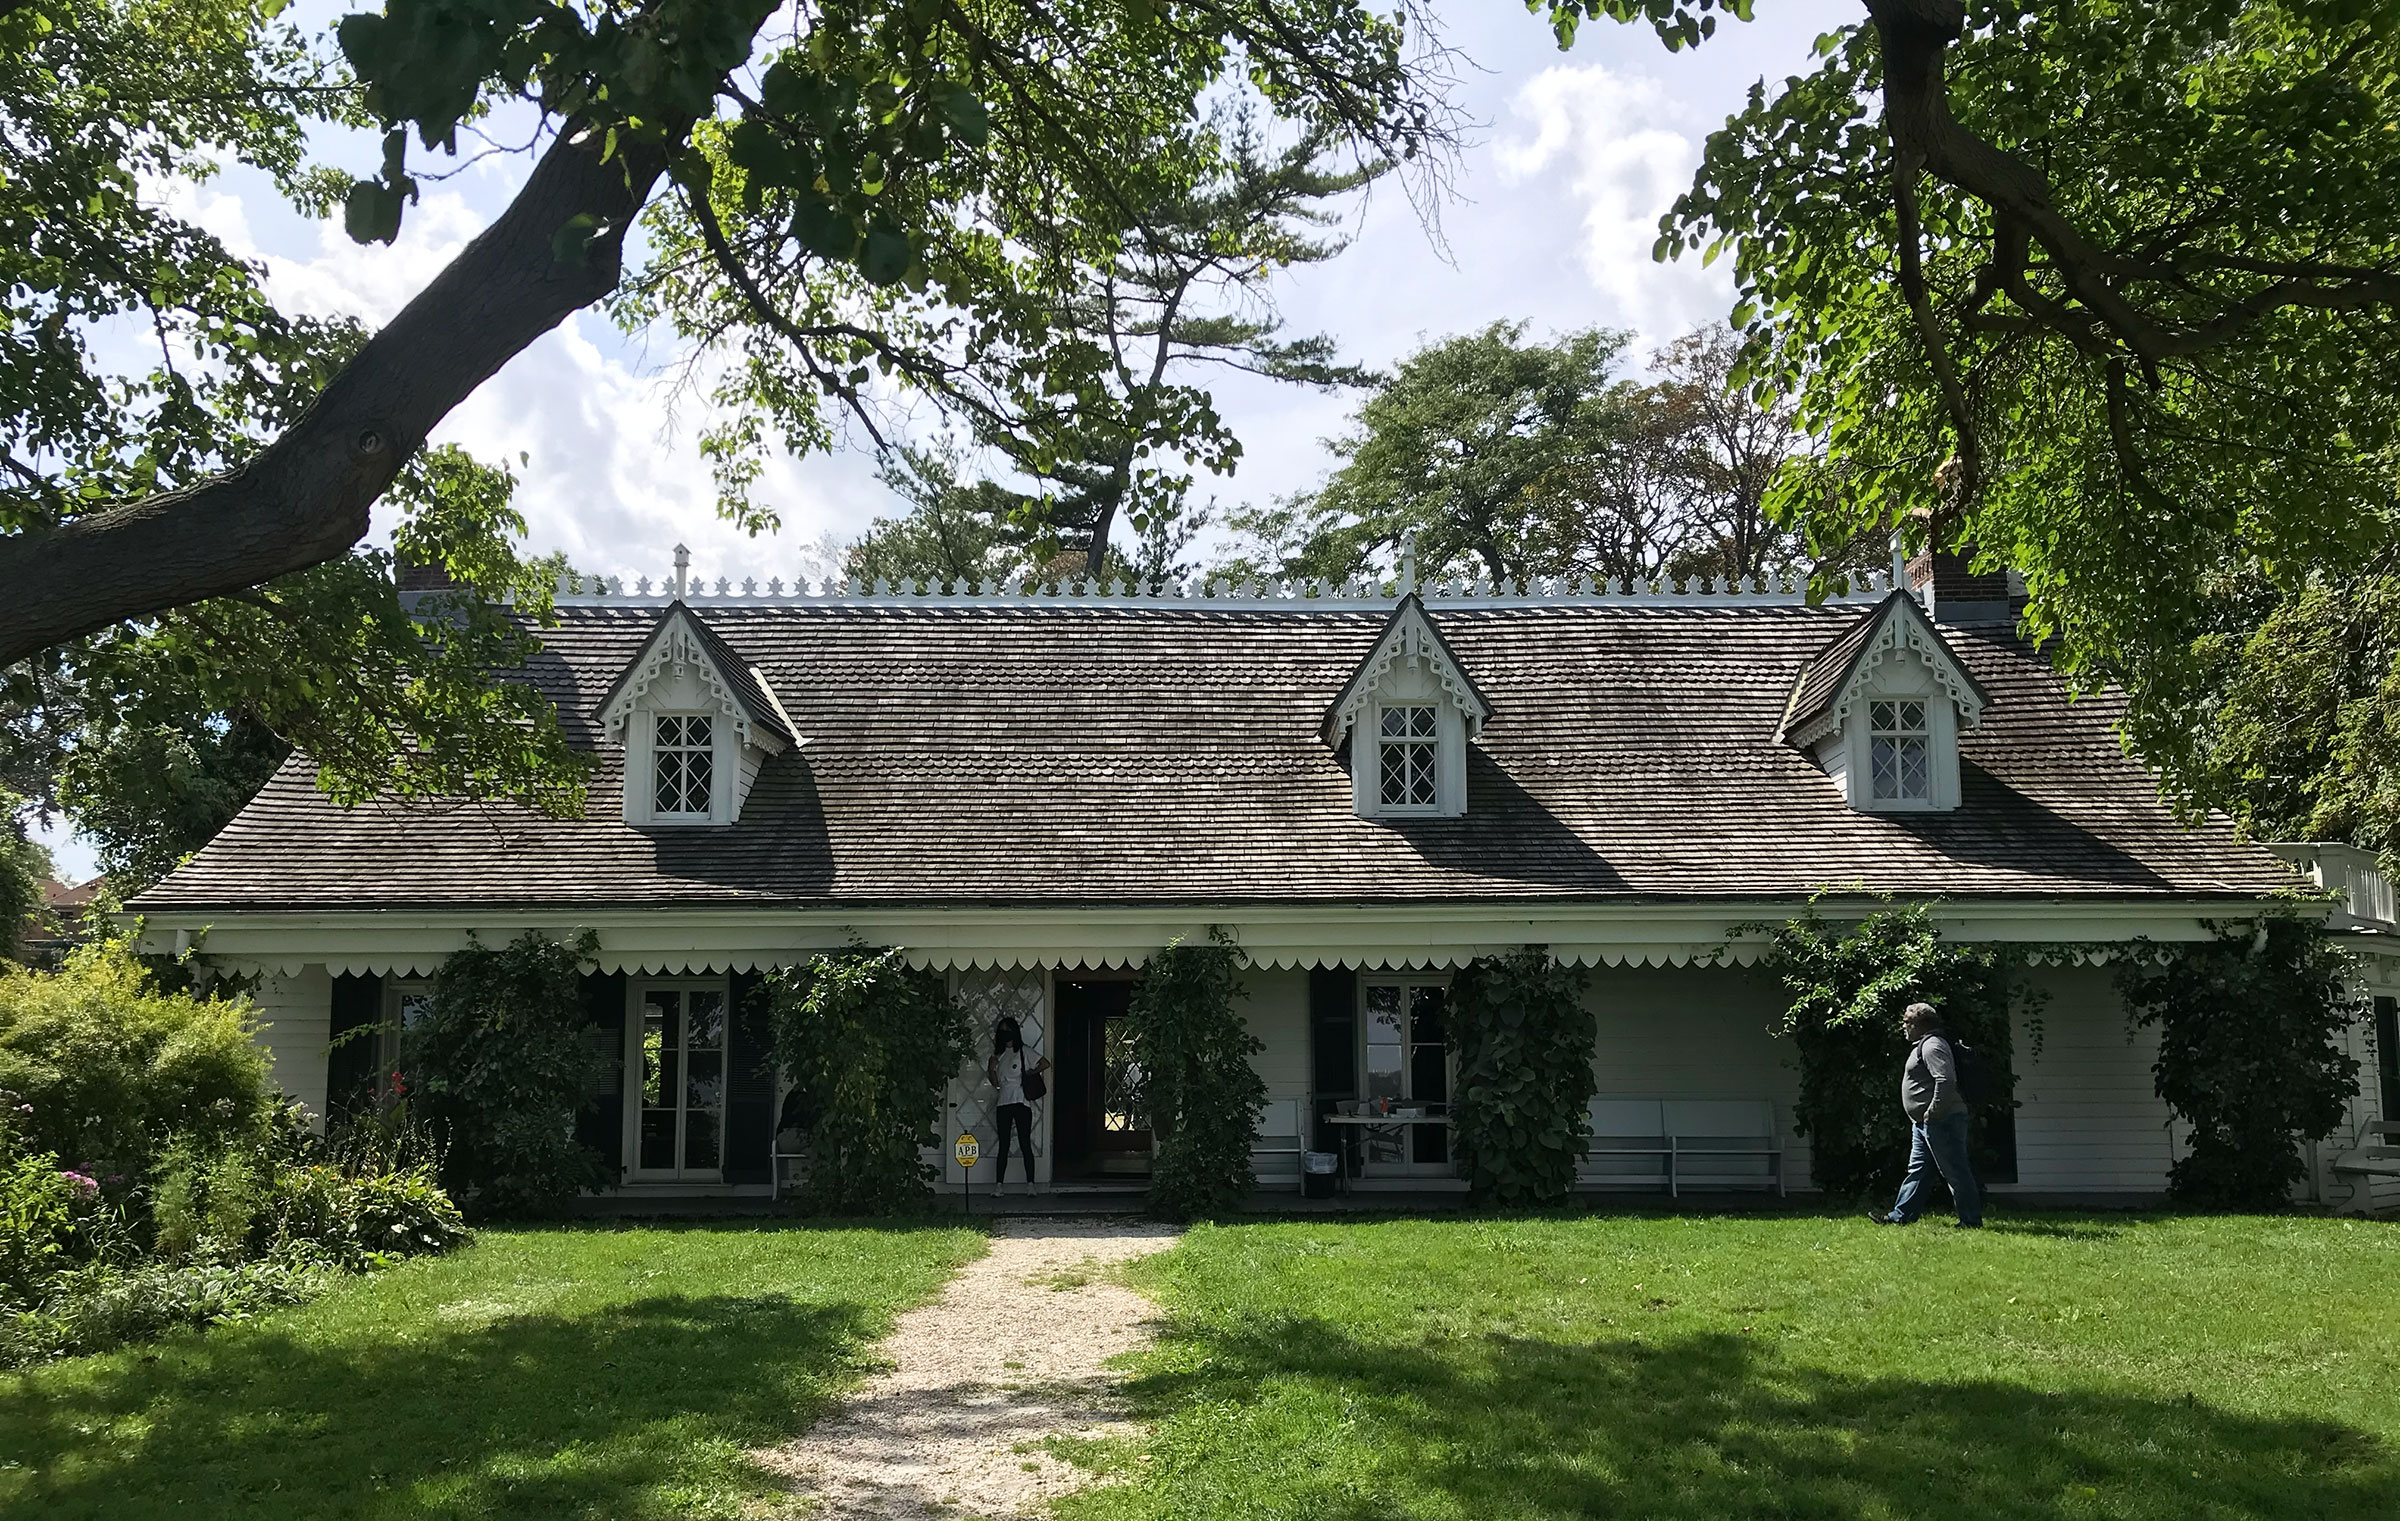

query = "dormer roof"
(1320, 593), (1492, 747)
(1777, 589), (1989, 748)
(595, 602), (797, 749)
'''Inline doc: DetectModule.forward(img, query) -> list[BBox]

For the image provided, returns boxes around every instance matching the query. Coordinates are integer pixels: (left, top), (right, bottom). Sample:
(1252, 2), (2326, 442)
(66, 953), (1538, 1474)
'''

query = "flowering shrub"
(0, 945), (272, 1182)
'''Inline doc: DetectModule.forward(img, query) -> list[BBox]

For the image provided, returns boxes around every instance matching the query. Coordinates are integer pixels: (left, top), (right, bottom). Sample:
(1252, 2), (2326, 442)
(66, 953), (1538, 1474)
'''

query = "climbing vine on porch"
(1127, 930), (1264, 1220)
(406, 929), (607, 1219)
(1747, 902), (2022, 1202)
(761, 948), (970, 1215)
(2116, 916), (2360, 1209)
(1447, 947), (1596, 1207)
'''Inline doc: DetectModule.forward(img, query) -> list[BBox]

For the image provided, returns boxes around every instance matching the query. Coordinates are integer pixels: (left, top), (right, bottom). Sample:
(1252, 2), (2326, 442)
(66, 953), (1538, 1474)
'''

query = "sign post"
(955, 1130), (980, 1215)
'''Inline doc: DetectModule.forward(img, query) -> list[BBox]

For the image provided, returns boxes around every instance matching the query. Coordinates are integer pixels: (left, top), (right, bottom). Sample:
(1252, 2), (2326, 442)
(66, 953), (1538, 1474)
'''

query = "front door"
(627, 981), (728, 1181)
(1053, 978), (1148, 1177)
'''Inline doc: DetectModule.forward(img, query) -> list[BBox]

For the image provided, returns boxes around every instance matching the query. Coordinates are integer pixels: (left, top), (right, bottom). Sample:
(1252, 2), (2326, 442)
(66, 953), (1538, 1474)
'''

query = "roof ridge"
(547, 567), (1900, 611)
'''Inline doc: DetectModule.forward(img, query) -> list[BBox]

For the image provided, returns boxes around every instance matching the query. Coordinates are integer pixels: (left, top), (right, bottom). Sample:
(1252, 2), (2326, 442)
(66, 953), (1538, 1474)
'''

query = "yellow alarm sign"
(955, 1132), (980, 1168)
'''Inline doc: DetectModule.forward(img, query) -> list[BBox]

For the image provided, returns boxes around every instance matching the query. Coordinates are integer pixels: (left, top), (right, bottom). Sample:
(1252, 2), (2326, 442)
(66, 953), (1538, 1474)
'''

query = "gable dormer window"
(1778, 590), (1989, 815)
(1323, 595), (1492, 821)
(1379, 705), (1440, 810)
(1868, 700), (1930, 803)
(597, 604), (800, 828)
(652, 714), (715, 817)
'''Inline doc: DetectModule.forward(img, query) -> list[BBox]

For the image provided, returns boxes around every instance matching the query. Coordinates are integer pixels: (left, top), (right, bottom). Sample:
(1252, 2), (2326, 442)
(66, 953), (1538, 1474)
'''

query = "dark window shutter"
(723, 969), (775, 1185)
(575, 972), (628, 1177)
(2375, 997), (2398, 1119)
(326, 973), (383, 1119)
(1309, 967), (1357, 1151)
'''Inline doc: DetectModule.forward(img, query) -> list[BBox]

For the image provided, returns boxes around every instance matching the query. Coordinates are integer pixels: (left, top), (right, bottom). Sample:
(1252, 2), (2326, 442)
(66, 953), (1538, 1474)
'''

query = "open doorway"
(1052, 977), (1149, 1177)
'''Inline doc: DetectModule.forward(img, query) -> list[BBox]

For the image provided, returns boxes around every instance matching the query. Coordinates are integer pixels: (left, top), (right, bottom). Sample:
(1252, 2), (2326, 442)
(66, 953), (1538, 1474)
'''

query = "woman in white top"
(985, 1016), (1051, 1188)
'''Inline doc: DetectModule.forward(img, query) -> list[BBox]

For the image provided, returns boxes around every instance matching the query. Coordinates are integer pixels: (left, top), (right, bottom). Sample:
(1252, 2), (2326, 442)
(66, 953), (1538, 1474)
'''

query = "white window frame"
(1867, 698), (1932, 804)
(376, 978), (435, 1091)
(1356, 702), (1467, 819)
(1355, 975), (1454, 1176)
(622, 976), (733, 1183)
(1828, 678), (1961, 813)
(650, 712), (717, 820)
(1375, 703), (1442, 814)
(624, 706), (736, 827)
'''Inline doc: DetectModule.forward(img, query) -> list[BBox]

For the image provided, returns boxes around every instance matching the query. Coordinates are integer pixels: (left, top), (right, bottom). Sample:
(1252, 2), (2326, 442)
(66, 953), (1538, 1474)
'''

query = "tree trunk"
(0, 124), (671, 666)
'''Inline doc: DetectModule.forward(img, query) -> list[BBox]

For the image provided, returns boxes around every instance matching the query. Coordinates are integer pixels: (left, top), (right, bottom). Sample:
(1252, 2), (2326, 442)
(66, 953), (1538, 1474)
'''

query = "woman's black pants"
(994, 1102), (1035, 1183)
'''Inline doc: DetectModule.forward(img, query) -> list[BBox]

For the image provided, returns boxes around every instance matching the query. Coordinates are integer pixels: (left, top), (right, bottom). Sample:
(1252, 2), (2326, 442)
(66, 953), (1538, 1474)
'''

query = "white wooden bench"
(2330, 1119), (2400, 1211)
(1579, 1098), (1785, 1198)
(1250, 1097), (1307, 1190)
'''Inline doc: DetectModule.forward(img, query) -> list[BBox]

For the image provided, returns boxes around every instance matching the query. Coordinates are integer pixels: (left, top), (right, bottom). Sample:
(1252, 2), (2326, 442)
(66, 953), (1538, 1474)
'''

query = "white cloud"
(1493, 62), (1735, 342)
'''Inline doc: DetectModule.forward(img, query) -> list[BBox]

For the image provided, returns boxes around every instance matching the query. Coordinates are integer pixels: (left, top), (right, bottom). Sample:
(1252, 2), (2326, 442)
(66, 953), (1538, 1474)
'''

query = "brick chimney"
(1905, 546), (2015, 625)
(394, 555), (456, 593)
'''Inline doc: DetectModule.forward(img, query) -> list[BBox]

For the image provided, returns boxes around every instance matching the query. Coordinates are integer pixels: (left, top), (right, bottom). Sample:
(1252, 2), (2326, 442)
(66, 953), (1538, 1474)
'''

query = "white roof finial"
(1397, 529), (1419, 597)
(673, 543), (691, 600)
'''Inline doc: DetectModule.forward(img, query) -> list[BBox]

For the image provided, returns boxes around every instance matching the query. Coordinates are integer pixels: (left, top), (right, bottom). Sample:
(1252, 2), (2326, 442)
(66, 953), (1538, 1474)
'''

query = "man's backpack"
(1943, 1035), (1997, 1107)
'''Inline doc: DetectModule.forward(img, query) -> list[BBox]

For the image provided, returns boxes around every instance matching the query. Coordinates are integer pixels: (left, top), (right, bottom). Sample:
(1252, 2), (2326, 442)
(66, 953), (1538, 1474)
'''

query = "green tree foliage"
(7, 446), (590, 896)
(762, 948), (969, 1215)
(0, 820), (50, 964)
(846, 442), (1212, 590)
(403, 930), (607, 1219)
(845, 445), (1046, 590)
(611, 12), (1438, 553)
(1545, 2), (2400, 862)
(50, 718), (287, 894)
(849, 112), (1380, 575)
(2116, 917), (2361, 1209)
(1, 3), (585, 826)
(1445, 947), (1596, 1208)
(1751, 901), (2018, 1201)
(0, 943), (271, 1180)
(1225, 322), (1812, 587)
(1126, 932), (1263, 1219)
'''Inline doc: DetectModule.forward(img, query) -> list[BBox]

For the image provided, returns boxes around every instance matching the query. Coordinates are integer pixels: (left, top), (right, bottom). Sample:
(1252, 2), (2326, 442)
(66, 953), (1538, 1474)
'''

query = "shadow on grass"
(0, 1289), (875, 1519)
(1112, 1316), (2392, 1520)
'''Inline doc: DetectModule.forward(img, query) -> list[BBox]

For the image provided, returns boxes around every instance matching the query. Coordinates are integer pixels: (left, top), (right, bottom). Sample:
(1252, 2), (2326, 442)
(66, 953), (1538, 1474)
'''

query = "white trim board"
(127, 898), (2315, 979)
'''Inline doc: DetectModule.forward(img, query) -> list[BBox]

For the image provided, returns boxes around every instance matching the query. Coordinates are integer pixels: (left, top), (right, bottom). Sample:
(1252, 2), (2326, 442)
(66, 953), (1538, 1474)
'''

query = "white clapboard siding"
(2001, 964), (2175, 1195)
(1240, 967), (1314, 1104)
(1581, 962), (1811, 1190)
(248, 964), (333, 1121)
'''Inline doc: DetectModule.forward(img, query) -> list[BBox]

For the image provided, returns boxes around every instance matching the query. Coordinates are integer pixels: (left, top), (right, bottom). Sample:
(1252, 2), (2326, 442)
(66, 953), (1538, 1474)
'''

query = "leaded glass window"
(1868, 699), (1930, 802)
(1378, 704), (1438, 809)
(653, 713), (714, 816)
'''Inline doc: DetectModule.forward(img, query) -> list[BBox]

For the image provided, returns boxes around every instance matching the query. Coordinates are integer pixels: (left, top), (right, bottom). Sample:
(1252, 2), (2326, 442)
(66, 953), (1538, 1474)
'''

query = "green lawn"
(1060, 1213), (2400, 1521)
(0, 1220), (982, 1519)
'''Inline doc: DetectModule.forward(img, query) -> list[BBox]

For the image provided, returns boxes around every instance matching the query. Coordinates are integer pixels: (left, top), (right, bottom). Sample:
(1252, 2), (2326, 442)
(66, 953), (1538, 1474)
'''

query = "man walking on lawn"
(1876, 1001), (1982, 1228)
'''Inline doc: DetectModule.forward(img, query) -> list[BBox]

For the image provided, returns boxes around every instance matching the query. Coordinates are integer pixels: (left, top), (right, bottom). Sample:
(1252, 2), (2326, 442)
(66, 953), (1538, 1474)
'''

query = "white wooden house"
(125, 551), (2400, 1209)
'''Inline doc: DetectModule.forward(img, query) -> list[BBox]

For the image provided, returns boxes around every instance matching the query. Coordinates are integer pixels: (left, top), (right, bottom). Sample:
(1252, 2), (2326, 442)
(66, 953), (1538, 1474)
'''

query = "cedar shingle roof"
(129, 598), (2295, 911)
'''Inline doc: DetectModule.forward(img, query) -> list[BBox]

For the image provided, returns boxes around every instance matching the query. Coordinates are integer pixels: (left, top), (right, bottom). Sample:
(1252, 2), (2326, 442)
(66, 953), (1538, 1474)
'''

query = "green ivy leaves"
(1448, 948), (1595, 1207)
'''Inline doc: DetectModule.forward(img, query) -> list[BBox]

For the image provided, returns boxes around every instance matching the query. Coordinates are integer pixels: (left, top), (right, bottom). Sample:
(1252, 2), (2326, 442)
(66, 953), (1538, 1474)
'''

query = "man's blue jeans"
(1886, 1110), (1981, 1225)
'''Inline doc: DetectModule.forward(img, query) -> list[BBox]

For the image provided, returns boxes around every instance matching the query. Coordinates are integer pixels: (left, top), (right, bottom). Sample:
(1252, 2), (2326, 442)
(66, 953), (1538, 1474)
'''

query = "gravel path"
(761, 1216), (1183, 1520)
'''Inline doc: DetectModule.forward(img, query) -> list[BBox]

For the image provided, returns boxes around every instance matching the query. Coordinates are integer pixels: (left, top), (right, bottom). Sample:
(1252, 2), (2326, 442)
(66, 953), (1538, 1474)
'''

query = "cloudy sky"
(38, 0), (1850, 879)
